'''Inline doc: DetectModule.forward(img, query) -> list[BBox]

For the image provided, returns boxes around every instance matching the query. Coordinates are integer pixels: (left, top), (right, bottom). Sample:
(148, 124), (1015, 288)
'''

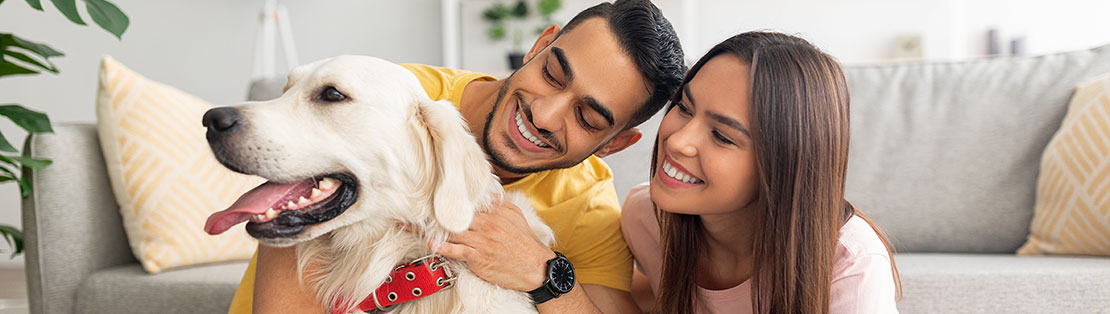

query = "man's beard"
(481, 74), (583, 175)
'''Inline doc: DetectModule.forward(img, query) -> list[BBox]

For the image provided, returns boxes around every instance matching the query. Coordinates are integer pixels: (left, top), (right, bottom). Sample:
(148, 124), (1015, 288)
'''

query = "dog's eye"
(320, 86), (347, 102)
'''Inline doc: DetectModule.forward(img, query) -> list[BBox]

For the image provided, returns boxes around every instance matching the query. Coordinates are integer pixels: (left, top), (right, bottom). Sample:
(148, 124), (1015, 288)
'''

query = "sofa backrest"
(605, 44), (1110, 254)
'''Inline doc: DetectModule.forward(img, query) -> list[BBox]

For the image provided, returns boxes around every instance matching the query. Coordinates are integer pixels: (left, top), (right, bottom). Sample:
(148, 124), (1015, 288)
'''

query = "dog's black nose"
(203, 107), (241, 134)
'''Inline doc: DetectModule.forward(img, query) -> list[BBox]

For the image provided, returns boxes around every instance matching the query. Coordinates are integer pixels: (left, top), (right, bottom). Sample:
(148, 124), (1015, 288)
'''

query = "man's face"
(483, 18), (650, 174)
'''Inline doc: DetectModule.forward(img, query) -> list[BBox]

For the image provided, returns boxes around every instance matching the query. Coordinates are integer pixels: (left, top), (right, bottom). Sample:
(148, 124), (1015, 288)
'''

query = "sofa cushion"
(74, 261), (247, 314)
(843, 44), (1110, 253)
(1018, 73), (1110, 256)
(96, 56), (263, 273)
(895, 253), (1110, 313)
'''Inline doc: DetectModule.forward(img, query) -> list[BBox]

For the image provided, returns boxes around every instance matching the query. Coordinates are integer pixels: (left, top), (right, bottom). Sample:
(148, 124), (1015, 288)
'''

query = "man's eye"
(543, 64), (561, 88)
(320, 86), (346, 102)
(577, 107), (598, 131)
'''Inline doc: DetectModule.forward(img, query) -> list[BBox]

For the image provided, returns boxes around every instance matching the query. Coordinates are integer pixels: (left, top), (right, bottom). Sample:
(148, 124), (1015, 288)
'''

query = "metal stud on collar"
(405, 272), (416, 281)
(387, 292), (398, 302)
(412, 288), (423, 297)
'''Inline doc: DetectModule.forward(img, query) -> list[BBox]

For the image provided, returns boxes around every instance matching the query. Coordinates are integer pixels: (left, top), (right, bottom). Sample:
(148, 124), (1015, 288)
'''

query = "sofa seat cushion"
(896, 253), (1110, 313)
(74, 261), (247, 314)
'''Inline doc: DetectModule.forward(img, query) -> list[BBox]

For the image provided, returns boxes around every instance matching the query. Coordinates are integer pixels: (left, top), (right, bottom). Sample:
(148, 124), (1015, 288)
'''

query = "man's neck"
(457, 79), (529, 185)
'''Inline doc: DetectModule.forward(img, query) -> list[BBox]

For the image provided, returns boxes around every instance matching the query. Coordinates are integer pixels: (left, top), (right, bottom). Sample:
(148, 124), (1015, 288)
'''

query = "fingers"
(435, 240), (477, 261)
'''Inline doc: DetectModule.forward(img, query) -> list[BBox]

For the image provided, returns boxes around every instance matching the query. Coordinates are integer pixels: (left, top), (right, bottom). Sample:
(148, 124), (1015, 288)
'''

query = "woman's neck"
(695, 203), (759, 290)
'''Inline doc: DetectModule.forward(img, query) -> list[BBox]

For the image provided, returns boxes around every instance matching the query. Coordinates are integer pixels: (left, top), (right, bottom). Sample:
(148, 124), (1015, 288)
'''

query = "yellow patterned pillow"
(1019, 73), (1110, 256)
(96, 56), (263, 273)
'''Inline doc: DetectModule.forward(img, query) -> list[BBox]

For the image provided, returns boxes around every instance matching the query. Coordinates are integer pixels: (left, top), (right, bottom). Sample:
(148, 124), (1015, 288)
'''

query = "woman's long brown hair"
(651, 32), (901, 314)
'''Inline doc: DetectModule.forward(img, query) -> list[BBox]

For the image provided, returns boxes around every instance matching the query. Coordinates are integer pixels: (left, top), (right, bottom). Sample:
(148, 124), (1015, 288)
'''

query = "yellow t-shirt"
(227, 64), (632, 313)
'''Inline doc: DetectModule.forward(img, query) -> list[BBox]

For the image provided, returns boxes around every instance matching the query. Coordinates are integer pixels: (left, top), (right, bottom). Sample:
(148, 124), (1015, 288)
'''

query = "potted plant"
(0, 0), (129, 259)
(481, 0), (561, 70)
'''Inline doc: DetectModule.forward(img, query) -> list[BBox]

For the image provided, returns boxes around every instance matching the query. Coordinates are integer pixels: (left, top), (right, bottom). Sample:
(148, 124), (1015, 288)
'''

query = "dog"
(201, 55), (555, 314)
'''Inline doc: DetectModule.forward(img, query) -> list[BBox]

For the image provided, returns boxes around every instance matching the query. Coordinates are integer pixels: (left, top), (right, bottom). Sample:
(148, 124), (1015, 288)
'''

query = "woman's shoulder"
(836, 215), (893, 260)
(620, 183), (656, 229)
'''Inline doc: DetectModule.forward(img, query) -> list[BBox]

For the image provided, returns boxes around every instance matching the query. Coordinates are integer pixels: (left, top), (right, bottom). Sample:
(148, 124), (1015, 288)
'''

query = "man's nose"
(529, 94), (574, 134)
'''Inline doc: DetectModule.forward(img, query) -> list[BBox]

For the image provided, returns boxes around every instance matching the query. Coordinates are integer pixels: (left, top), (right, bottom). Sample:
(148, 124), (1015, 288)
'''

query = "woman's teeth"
(516, 109), (550, 148)
(662, 161), (703, 184)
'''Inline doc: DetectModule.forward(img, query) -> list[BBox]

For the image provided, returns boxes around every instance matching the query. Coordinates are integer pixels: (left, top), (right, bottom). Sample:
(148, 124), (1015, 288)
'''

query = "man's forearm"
(535, 283), (604, 314)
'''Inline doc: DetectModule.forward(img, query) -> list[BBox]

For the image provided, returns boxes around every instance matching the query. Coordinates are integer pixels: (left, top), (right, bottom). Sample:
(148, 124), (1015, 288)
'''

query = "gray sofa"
(22, 45), (1110, 314)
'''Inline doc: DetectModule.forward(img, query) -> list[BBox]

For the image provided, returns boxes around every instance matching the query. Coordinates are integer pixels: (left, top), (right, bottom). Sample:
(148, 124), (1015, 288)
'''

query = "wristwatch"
(528, 251), (575, 304)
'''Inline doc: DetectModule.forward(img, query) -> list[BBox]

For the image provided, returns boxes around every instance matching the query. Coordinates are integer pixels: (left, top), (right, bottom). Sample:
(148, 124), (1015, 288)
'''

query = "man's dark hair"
(560, 0), (686, 129)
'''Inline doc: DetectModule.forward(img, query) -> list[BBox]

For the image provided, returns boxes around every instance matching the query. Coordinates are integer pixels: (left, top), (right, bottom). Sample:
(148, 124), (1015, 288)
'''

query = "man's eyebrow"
(551, 47), (574, 82)
(584, 96), (614, 127)
(685, 85), (751, 137)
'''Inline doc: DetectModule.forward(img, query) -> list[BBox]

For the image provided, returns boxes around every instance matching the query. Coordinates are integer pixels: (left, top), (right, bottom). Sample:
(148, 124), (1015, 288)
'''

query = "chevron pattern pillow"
(96, 56), (262, 273)
(1019, 73), (1110, 256)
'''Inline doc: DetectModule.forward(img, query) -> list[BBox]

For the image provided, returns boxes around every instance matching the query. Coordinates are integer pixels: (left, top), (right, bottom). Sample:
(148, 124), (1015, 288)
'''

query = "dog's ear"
(413, 99), (493, 233)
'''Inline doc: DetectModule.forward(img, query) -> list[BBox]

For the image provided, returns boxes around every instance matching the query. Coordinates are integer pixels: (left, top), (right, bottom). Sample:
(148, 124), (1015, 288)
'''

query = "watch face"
(548, 257), (575, 294)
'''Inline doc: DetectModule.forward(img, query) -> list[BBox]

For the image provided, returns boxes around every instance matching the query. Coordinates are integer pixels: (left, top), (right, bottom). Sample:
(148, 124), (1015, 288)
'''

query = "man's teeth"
(662, 161), (703, 184)
(516, 110), (550, 148)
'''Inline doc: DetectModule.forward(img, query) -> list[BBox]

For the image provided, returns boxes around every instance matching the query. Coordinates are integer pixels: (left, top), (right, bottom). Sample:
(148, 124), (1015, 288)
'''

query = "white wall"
(0, 0), (443, 268)
(459, 0), (1110, 74)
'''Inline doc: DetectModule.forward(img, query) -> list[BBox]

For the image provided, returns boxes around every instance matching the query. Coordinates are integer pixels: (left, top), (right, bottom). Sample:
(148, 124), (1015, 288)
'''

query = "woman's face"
(650, 55), (759, 216)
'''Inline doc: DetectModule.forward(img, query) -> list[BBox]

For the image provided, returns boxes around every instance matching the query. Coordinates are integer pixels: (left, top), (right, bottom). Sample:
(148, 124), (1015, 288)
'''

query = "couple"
(231, 0), (901, 313)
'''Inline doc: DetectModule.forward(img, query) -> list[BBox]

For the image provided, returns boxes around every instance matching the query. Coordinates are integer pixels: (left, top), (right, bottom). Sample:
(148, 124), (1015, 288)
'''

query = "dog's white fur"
(216, 55), (554, 313)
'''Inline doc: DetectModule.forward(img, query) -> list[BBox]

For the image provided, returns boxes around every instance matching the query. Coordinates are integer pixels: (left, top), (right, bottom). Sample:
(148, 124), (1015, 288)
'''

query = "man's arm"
(253, 244), (323, 314)
(435, 199), (641, 314)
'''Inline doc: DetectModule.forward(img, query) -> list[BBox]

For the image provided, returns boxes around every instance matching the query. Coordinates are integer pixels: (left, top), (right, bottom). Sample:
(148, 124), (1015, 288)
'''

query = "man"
(232, 1), (685, 313)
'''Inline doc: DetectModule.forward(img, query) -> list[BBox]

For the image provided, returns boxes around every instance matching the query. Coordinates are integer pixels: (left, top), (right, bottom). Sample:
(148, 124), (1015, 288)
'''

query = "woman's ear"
(413, 99), (496, 233)
(524, 24), (562, 63)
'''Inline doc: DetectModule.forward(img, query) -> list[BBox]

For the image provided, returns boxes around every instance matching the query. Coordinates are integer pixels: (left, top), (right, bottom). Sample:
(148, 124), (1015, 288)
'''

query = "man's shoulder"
(398, 64), (496, 104)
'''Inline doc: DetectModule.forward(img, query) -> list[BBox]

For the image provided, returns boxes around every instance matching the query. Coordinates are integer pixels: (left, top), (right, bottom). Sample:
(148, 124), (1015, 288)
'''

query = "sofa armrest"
(21, 123), (136, 314)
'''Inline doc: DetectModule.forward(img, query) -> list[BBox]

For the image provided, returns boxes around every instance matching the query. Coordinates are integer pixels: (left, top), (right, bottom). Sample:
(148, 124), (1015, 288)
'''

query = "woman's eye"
(712, 130), (735, 145)
(676, 102), (692, 115)
(320, 86), (346, 102)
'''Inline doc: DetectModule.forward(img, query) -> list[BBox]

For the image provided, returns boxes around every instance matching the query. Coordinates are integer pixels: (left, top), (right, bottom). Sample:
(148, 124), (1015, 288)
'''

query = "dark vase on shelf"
(508, 52), (525, 70)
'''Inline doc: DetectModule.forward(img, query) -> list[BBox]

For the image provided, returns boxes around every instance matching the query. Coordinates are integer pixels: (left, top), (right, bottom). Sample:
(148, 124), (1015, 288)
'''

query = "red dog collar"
(352, 255), (456, 313)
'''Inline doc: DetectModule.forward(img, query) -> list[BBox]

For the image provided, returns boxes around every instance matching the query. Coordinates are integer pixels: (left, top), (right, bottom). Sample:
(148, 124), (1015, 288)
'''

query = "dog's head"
(202, 55), (496, 247)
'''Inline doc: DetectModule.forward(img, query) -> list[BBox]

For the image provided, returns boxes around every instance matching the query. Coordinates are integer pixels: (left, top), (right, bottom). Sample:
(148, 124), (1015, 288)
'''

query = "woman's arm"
(630, 268), (654, 313)
(253, 244), (324, 313)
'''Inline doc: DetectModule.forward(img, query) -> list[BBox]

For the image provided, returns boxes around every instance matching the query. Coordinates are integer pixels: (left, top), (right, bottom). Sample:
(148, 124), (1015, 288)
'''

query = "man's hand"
(434, 196), (556, 292)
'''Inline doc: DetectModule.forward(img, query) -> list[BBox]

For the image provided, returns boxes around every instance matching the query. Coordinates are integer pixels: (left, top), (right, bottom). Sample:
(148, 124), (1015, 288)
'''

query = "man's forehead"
(548, 20), (650, 122)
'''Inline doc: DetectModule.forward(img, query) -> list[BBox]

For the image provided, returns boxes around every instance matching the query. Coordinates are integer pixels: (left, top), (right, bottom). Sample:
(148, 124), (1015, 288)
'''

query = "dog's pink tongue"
(205, 181), (303, 235)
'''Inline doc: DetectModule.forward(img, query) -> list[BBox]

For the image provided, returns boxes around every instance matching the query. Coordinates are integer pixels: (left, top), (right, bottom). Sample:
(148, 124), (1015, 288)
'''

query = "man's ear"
(523, 24), (561, 63)
(595, 128), (642, 158)
(413, 99), (494, 233)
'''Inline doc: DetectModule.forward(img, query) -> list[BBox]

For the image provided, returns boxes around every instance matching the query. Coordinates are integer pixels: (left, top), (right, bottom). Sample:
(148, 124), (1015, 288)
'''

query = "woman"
(621, 32), (901, 313)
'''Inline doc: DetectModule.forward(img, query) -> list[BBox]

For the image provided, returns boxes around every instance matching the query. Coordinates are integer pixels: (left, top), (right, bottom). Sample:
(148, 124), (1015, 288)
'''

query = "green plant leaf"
(0, 104), (54, 133)
(0, 224), (23, 259)
(482, 3), (508, 22)
(3, 156), (52, 169)
(49, 0), (85, 25)
(84, 0), (128, 39)
(7, 34), (65, 58)
(0, 130), (18, 153)
(488, 23), (506, 41)
(510, 0), (528, 19)
(0, 61), (38, 77)
(24, 0), (43, 10)
(538, 0), (560, 16)
(4, 50), (58, 74)
(1, 33), (65, 77)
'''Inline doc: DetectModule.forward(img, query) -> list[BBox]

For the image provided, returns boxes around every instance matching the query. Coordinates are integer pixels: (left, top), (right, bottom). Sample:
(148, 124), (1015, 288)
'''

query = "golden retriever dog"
(201, 55), (554, 314)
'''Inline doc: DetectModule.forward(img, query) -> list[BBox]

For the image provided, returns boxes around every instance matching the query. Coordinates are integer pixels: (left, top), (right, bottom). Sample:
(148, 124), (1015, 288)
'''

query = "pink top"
(621, 183), (900, 314)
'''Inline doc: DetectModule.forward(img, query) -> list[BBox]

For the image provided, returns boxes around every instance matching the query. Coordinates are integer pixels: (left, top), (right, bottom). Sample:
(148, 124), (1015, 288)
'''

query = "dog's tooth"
(265, 208), (277, 219)
(286, 201), (297, 209)
(310, 188), (321, 199)
(253, 214), (265, 222)
(298, 196), (310, 206)
(320, 177), (337, 190)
